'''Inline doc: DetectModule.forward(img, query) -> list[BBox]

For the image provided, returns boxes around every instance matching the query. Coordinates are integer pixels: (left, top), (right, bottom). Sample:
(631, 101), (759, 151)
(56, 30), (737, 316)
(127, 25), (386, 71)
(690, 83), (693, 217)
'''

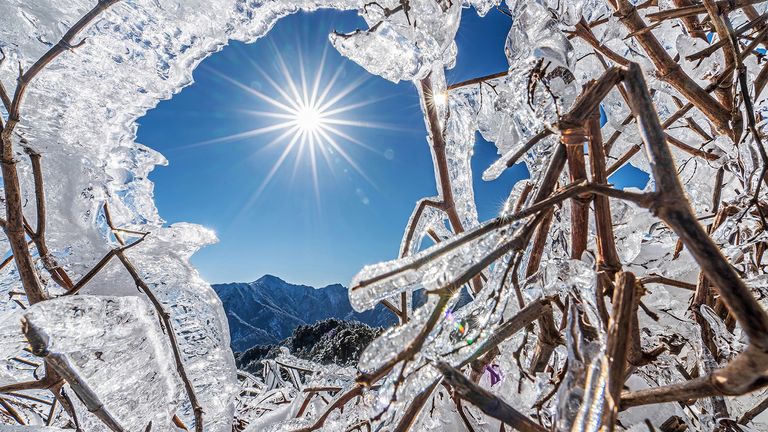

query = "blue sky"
(137, 8), (647, 287)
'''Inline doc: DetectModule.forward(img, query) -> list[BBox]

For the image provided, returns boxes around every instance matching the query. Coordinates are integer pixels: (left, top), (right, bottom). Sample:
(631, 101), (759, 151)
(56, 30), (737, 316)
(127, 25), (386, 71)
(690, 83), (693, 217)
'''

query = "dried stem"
(115, 250), (204, 432)
(23, 317), (126, 432)
(612, 0), (733, 136)
(437, 362), (546, 432)
(602, 272), (637, 429)
(588, 113), (622, 275)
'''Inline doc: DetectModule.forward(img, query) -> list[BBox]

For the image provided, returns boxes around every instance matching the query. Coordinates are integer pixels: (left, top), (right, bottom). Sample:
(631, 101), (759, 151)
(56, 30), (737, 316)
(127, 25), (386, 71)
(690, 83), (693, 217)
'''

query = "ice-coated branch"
(611, 0), (734, 136)
(391, 380), (440, 432)
(22, 317), (127, 432)
(5, 0), (122, 127)
(702, 0), (737, 130)
(292, 385), (363, 432)
(587, 113), (621, 275)
(437, 362), (546, 432)
(23, 148), (75, 291)
(0, 0), (121, 304)
(0, 397), (25, 425)
(685, 11), (767, 61)
(115, 249), (204, 432)
(602, 272), (637, 429)
(100, 198), (204, 432)
(419, 74), (465, 236)
(624, 62), (768, 348)
(447, 71), (508, 90)
(646, 0), (767, 23)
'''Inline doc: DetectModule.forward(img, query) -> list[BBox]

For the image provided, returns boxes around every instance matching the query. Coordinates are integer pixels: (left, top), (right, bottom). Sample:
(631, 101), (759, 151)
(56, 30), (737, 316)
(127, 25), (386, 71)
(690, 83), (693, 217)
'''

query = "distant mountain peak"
(213, 277), (397, 351)
(253, 274), (286, 284)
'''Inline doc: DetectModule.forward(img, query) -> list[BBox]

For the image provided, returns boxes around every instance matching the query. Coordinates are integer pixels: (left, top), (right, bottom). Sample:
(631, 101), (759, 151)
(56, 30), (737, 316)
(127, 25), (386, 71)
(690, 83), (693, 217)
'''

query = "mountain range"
(212, 275), (398, 351)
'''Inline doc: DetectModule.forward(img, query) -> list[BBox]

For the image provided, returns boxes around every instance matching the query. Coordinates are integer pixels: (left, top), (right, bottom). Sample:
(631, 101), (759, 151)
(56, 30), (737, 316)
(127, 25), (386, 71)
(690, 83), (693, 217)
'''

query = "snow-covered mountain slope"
(213, 275), (398, 351)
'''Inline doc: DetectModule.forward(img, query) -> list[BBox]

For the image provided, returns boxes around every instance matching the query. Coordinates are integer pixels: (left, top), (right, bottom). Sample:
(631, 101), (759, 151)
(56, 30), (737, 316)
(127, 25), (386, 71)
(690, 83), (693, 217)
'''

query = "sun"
(295, 105), (324, 133)
(187, 45), (388, 210)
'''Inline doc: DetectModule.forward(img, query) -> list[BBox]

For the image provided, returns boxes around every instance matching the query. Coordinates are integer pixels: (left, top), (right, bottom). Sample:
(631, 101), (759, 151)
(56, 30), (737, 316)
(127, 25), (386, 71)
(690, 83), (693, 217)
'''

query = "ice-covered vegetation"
(3, 0), (768, 431)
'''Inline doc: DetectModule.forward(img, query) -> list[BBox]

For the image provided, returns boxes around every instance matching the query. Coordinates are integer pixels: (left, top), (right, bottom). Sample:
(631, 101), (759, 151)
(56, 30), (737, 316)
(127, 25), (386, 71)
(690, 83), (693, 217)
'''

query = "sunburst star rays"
(183, 44), (400, 217)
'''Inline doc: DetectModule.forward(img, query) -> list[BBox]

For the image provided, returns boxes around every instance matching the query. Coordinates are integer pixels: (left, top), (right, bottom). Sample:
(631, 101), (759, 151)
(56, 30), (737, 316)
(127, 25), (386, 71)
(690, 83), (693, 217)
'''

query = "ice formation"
(4, 0), (768, 431)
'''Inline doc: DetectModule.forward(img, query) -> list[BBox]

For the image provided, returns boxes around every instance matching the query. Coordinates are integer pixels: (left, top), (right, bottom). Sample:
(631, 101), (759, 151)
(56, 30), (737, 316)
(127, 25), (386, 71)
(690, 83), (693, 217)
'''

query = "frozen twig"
(23, 317), (126, 432)
(114, 248), (204, 432)
(437, 362), (546, 432)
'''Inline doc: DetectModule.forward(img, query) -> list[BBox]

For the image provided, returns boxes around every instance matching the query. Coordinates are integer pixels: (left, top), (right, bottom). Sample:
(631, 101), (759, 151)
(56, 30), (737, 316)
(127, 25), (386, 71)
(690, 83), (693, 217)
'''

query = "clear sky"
(137, 8), (647, 287)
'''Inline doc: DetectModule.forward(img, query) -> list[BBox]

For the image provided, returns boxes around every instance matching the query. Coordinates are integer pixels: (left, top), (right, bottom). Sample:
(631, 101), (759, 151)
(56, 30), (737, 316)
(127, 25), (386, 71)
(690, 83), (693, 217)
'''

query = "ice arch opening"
(0, 1), (371, 430)
(137, 15), (432, 291)
(137, 7), (527, 293)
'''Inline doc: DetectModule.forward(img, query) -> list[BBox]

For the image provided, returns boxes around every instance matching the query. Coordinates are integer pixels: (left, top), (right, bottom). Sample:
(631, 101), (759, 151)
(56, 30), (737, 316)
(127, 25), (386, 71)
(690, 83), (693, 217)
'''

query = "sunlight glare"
(295, 104), (323, 133)
(192, 44), (400, 213)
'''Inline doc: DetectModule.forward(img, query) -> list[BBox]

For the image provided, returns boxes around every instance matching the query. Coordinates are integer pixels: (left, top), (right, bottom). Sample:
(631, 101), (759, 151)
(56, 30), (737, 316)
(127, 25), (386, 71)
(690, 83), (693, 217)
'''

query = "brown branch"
(487, 130), (554, 178)
(23, 317), (126, 432)
(588, 113), (622, 274)
(572, 18), (631, 66)
(24, 148), (74, 290)
(115, 250), (204, 432)
(612, 0), (733, 136)
(0, 48), (11, 112)
(646, 0), (767, 23)
(393, 198), (446, 323)
(391, 380), (441, 432)
(565, 128), (590, 260)
(703, 0), (739, 141)
(358, 295), (452, 386)
(65, 234), (147, 296)
(0, 377), (59, 394)
(602, 272), (637, 428)
(0, 397), (25, 425)
(6, 0), (121, 127)
(451, 390), (478, 432)
(458, 298), (552, 370)
(528, 304), (563, 374)
(672, 0), (709, 41)
(292, 385), (363, 432)
(420, 75), (465, 237)
(621, 376), (717, 409)
(0, 0), (122, 306)
(437, 362), (547, 432)
(686, 12), (767, 61)
(613, 63), (768, 410)
(739, 395), (768, 425)
(639, 275), (696, 291)
(624, 62), (768, 348)
(447, 71), (508, 91)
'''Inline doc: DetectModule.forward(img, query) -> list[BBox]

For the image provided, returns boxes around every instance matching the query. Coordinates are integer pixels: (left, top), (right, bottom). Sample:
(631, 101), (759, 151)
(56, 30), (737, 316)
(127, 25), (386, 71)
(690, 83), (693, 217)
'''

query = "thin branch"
(612, 0), (733, 136)
(437, 362), (547, 432)
(115, 250), (204, 432)
(646, 0), (767, 23)
(0, 397), (25, 425)
(65, 234), (147, 296)
(624, 62), (768, 349)
(0, 48), (11, 112)
(602, 272), (637, 428)
(23, 317), (126, 432)
(447, 71), (508, 91)
(588, 112), (622, 274)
